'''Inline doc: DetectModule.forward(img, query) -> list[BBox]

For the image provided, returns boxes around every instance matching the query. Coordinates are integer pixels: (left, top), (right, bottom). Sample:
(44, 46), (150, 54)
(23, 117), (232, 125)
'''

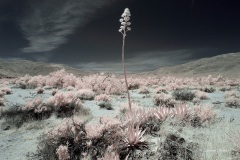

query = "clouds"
(20, 0), (116, 53)
(75, 50), (192, 73)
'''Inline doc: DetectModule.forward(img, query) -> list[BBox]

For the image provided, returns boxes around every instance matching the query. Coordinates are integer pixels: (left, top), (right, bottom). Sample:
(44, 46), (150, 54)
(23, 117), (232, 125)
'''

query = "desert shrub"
(76, 89), (95, 100)
(200, 86), (216, 93)
(46, 91), (88, 117)
(118, 102), (143, 114)
(192, 97), (200, 105)
(65, 86), (75, 91)
(98, 149), (120, 160)
(172, 90), (195, 101)
(56, 144), (70, 160)
(95, 94), (111, 102)
(98, 101), (113, 110)
(194, 90), (209, 100)
(225, 96), (240, 108)
(145, 76), (159, 86)
(154, 86), (168, 94)
(157, 133), (199, 160)
(191, 105), (216, 127)
(46, 70), (77, 88)
(1, 100), (52, 127)
(76, 74), (125, 95)
(28, 75), (46, 88)
(139, 116), (161, 135)
(95, 94), (113, 110)
(137, 86), (150, 94)
(224, 91), (240, 108)
(14, 74), (31, 89)
(36, 117), (136, 160)
(1, 91), (90, 127)
(153, 93), (176, 107)
(219, 86), (231, 92)
(224, 91), (237, 99)
(15, 70), (78, 89)
(37, 118), (86, 160)
(127, 78), (142, 90)
(1, 86), (12, 94)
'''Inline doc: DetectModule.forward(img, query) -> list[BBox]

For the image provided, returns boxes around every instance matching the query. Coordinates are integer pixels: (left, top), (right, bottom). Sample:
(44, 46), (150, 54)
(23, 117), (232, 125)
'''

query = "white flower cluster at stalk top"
(119, 8), (131, 35)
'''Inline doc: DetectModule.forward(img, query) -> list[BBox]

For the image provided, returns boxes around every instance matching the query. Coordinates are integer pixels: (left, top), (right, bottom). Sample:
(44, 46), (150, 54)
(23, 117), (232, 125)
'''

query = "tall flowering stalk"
(119, 8), (132, 112)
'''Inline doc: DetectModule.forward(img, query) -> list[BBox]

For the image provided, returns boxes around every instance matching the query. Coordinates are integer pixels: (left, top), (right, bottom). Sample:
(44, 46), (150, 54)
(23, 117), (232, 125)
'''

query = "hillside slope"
(151, 52), (240, 78)
(0, 60), (93, 78)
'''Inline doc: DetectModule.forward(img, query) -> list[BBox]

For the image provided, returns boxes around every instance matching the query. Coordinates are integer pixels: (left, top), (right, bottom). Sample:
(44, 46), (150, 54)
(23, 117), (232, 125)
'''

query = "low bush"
(36, 115), (148, 160)
(137, 86), (150, 94)
(200, 87), (216, 93)
(153, 93), (176, 107)
(76, 89), (95, 100)
(98, 101), (113, 110)
(172, 90), (195, 101)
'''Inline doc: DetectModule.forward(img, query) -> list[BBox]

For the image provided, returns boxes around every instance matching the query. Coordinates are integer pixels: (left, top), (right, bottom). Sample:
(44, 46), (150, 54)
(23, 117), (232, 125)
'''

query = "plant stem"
(122, 33), (132, 112)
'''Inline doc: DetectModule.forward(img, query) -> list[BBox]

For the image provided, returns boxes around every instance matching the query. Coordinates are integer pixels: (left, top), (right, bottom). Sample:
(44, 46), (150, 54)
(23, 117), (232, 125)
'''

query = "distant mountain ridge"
(0, 60), (93, 78)
(0, 52), (239, 78)
(150, 52), (240, 78)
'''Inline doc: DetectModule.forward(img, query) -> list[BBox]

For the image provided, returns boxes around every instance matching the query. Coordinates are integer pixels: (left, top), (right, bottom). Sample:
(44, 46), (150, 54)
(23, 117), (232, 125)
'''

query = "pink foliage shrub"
(76, 74), (125, 95)
(45, 70), (78, 88)
(28, 75), (46, 88)
(15, 70), (79, 89)
(224, 91), (237, 98)
(153, 93), (176, 107)
(85, 124), (106, 139)
(22, 98), (43, 112)
(192, 97), (201, 105)
(56, 145), (70, 160)
(76, 89), (95, 100)
(47, 119), (75, 143)
(225, 91), (240, 108)
(94, 94), (111, 102)
(85, 116), (121, 139)
(154, 86), (168, 94)
(1, 86), (12, 94)
(119, 102), (142, 114)
(127, 78), (143, 90)
(46, 91), (83, 117)
(137, 86), (150, 94)
(98, 150), (120, 160)
(193, 105), (216, 124)
(225, 96), (240, 108)
(15, 74), (31, 89)
(194, 90), (209, 100)
(144, 76), (159, 86)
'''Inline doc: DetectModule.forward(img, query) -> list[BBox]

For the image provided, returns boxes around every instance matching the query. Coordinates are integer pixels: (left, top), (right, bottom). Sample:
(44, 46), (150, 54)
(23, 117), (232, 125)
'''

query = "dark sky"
(1, 0), (240, 73)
